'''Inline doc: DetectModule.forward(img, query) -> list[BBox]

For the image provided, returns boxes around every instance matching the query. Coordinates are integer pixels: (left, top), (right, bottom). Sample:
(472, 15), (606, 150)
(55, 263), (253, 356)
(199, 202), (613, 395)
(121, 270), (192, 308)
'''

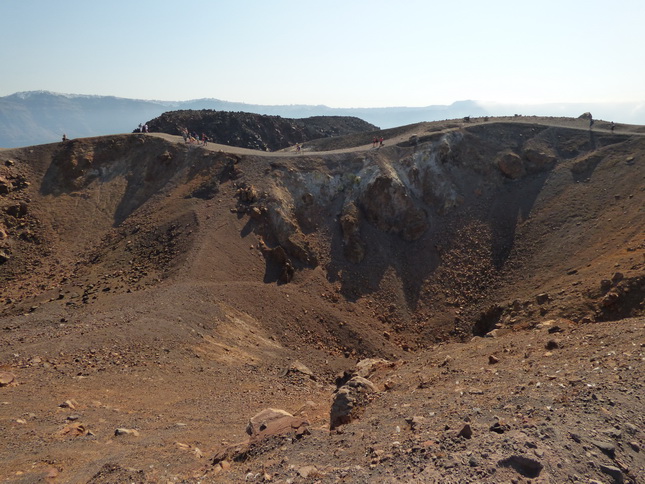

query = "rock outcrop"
(146, 110), (378, 151)
(330, 376), (378, 430)
(358, 174), (428, 241)
(340, 202), (366, 263)
(497, 152), (525, 179)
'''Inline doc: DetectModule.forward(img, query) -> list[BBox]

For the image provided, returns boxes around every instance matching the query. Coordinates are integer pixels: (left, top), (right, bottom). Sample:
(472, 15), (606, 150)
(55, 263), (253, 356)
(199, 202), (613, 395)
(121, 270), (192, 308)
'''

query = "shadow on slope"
(39, 135), (233, 226)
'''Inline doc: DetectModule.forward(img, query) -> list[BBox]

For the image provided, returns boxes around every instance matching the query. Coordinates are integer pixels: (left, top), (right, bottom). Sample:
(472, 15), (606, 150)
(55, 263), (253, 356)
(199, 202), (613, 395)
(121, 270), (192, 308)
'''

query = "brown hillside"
(144, 110), (378, 151)
(0, 116), (643, 483)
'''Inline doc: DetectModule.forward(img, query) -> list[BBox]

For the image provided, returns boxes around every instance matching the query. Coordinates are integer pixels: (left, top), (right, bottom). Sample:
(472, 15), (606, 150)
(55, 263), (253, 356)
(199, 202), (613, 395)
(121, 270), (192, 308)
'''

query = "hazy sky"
(1, 0), (644, 108)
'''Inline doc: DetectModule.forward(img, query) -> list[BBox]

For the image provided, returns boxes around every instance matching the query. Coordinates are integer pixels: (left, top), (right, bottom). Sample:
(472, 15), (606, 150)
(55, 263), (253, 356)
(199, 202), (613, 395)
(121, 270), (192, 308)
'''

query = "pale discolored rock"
(246, 408), (293, 436)
(0, 372), (15, 386)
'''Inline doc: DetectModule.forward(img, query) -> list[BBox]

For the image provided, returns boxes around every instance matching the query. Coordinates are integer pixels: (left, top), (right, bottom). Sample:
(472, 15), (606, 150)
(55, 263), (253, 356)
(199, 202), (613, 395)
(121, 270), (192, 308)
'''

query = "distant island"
(0, 90), (643, 148)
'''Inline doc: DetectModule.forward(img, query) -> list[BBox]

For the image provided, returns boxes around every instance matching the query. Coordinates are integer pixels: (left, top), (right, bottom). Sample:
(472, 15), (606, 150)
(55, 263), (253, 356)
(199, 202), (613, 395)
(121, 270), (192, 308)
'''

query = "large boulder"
(0, 176), (11, 195)
(355, 358), (398, 380)
(246, 408), (309, 438)
(330, 376), (378, 430)
(246, 408), (295, 437)
(5, 202), (28, 218)
(358, 175), (428, 241)
(339, 202), (366, 263)
(497, 152), (525, 179)
(212, 408), (310, 468)
(523, 148), (556, 171)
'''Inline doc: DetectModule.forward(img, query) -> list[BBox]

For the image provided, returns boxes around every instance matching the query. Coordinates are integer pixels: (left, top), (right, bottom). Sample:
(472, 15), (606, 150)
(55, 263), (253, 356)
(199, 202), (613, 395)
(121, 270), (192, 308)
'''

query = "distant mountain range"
(1, 91), (643, 148)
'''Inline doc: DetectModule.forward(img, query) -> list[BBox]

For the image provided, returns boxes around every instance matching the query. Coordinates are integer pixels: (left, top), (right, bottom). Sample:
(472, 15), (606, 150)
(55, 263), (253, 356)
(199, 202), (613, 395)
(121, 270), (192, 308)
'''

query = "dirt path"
(150, 117), (645, 159)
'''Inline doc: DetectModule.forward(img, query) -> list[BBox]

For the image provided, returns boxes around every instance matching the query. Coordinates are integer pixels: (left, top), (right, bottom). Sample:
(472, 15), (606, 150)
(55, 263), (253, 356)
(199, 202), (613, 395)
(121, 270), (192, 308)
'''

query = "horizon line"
(2, 90), (643, 111)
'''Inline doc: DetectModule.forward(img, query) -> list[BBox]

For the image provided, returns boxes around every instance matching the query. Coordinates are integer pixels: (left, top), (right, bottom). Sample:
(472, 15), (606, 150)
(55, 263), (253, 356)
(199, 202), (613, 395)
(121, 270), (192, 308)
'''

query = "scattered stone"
(6, 202), (28, 218)
(287, 361), (316, 380)
(59, 399), (78, 410)
(60, 422), (88, 436)
(175, 442), (203, 458)
(0, 176), (10, 194)
(628, 441), (640, 452)
(236, 184), (258, 203)
(611, 272), (624, 283)
(623, 422), (638, 435)
(114, 428), (139, 437)
(591, 440), (616, 458)
(488, 355), (499, 365)
(536, 293), (549, 304)
(545, 339), (560, 350)
(604, 427), (622, 439)
(294, 400), (318, 417)
(602, 292), (620, 307)
(489, 421), (510, 434)
(458, 424), (473, 439)
(298, 465), (320, 478)
(405, 416), (425, 431)
(0, 372), (15, 386)
(498, 455), (543, 478)
(599, 464), (624, 484)
(45, 467), (59, 479)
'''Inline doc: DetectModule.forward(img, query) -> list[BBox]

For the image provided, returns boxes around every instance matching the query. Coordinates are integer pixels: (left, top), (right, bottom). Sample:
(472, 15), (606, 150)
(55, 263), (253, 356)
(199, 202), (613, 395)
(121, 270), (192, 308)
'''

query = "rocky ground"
(143, 110), (378, 152)
(0, 115), (643, 483)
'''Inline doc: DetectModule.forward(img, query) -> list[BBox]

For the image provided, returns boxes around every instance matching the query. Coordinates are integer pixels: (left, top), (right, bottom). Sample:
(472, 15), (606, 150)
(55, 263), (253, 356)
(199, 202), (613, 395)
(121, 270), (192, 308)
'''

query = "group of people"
(137, 123), (149, 133)
(180, 127), (208, 146)
(372, 136), (384, 148)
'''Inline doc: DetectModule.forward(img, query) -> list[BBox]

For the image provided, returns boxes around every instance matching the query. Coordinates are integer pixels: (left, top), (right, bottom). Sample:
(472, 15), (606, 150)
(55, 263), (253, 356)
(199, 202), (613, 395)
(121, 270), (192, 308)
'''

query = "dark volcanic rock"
(330, 376), (378, 430)
(340, 202), (366, 263)
(145, 110), (378, 151)
(358, 175), (428, 241)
